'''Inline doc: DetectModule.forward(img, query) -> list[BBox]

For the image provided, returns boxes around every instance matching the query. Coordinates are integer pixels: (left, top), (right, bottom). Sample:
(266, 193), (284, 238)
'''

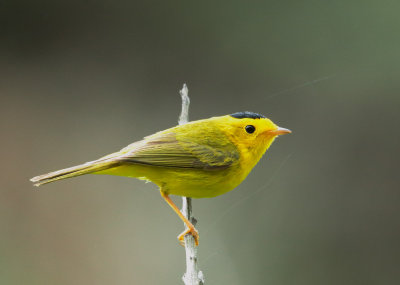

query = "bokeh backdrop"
(1, 1), (399, 284)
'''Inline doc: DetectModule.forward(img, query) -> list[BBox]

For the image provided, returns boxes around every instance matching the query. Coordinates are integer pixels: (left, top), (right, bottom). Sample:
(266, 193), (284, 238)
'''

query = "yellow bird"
(30, 112), (291, 245)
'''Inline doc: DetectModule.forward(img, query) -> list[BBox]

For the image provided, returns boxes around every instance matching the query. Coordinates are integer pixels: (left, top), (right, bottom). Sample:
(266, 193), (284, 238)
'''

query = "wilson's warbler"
(31, 111), (290, 245)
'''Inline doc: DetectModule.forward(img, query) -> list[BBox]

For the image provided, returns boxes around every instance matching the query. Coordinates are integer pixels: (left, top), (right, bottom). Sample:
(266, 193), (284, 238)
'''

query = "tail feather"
(30, 159), (118, 186)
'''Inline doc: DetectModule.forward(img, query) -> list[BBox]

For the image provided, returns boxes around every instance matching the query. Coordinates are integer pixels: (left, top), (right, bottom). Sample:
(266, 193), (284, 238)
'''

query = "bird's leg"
(160, 191), (199, 246)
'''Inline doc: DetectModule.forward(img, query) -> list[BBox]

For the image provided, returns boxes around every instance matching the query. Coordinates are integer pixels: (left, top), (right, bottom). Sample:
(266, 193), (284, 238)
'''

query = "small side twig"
(178, 84), (205, 285)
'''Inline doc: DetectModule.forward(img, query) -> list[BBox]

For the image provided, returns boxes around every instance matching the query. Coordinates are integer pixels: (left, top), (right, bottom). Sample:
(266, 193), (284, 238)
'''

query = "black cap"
(230, 111), (266, 119)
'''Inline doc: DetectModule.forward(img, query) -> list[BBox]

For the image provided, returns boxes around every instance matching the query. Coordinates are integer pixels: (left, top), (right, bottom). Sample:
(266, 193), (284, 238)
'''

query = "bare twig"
(178, 84), (205, 285)
(179, 84), (190, 124)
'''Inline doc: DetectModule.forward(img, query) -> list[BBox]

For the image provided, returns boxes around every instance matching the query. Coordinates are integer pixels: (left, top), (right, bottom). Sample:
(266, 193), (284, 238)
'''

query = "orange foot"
(178, 225), (199, 246)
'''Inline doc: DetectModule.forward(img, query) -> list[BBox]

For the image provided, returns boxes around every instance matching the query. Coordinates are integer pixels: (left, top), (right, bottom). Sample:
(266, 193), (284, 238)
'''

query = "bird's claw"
(178, 226), (199, 246)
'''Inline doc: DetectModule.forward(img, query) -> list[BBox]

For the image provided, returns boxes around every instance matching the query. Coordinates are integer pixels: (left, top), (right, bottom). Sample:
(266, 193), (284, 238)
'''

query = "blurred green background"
(1, 1), (399, 284)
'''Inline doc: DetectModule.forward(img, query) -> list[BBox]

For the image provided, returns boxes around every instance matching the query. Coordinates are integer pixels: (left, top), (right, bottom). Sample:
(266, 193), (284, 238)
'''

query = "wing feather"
(117, 131), (239, 170)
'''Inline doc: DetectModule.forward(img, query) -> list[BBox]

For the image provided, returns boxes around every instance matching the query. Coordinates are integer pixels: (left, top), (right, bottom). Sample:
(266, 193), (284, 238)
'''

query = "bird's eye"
(245, 125), (256, 134)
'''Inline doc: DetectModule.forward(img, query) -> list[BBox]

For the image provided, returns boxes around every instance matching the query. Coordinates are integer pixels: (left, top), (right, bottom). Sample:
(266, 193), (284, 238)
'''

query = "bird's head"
(221, 111), (291, 165)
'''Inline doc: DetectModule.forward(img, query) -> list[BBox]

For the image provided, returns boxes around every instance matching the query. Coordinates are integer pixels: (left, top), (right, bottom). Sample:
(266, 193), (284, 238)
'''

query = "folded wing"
(118, 131), (239, 170)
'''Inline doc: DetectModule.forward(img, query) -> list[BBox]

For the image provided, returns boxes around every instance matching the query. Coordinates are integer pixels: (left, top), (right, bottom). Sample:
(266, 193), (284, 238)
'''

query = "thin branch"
(179, 84), (190, 124)
(178, 84), (205, 285)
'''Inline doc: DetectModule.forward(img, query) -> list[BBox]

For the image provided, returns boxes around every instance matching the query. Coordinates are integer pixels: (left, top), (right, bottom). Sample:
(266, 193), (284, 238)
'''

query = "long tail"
(30, 159), (118, 187)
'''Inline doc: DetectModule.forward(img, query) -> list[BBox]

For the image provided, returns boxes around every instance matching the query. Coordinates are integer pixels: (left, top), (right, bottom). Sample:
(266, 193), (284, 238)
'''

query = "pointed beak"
(265, 127), (292, 136)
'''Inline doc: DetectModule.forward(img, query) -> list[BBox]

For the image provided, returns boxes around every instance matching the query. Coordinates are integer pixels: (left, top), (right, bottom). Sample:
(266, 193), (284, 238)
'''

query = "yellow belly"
(95, 164), (246, 198)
